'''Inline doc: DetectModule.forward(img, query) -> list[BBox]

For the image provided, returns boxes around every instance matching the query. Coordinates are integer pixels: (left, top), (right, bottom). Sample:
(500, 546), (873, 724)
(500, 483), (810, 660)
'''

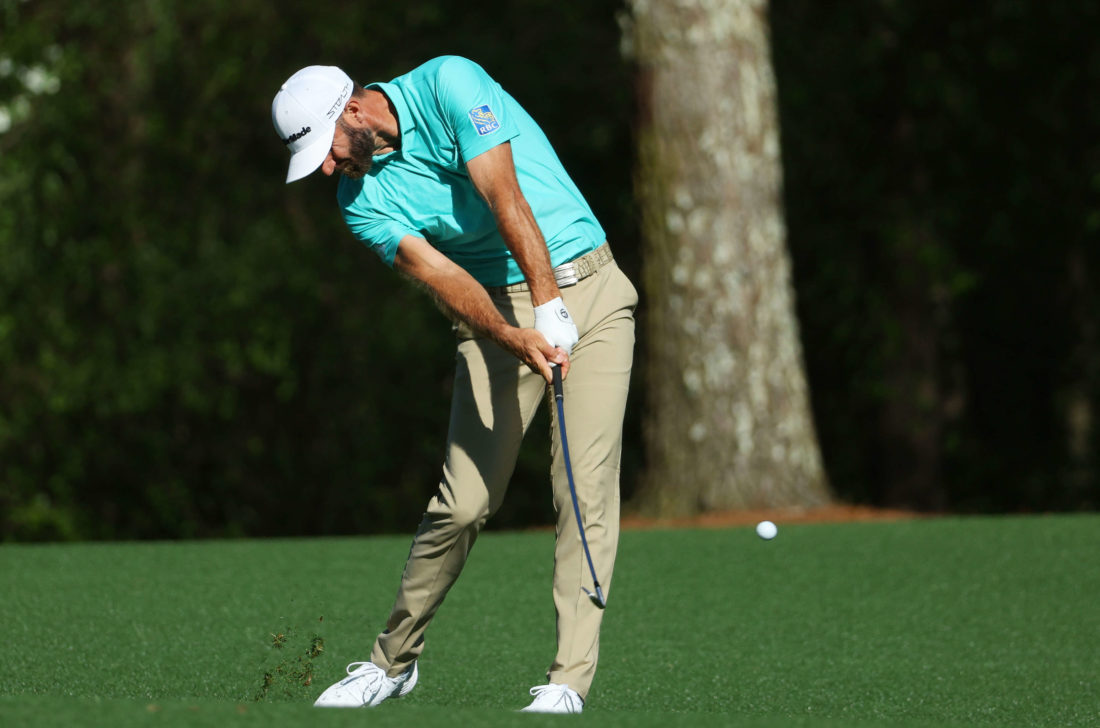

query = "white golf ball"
(756, 520), (778, 540)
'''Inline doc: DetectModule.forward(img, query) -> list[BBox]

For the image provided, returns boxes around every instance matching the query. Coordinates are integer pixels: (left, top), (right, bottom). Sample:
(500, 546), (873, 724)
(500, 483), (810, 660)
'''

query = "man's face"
(323, 118), (376, 179)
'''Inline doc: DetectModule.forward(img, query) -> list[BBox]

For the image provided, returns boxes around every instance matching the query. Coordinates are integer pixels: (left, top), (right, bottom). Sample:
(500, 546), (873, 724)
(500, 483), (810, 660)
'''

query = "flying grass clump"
(255, 621), (326, 702)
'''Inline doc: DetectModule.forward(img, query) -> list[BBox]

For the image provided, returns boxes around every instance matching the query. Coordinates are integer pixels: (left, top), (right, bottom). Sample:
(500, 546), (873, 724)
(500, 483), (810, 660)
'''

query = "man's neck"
(365, 88), (401, 154)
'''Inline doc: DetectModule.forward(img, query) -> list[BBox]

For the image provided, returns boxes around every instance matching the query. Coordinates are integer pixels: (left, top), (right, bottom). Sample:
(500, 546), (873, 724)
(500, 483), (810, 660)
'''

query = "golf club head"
(584, 586), (606, 610)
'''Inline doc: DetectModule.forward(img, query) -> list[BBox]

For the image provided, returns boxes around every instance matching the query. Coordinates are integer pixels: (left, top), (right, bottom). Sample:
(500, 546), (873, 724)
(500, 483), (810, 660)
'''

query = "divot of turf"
(254, 621), (326, 702)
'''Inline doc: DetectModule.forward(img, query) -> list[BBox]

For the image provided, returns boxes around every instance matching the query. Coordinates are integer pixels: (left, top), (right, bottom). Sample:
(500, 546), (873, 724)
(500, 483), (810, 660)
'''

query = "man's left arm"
(466, 142), (579, 356)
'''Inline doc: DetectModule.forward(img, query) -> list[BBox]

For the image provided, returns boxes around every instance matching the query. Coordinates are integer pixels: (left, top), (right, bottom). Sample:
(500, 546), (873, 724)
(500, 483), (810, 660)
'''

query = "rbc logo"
(468, 105), (500, 136)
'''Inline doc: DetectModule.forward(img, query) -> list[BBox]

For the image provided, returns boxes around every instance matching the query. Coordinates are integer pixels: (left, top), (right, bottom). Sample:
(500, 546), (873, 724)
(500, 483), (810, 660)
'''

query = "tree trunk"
(626, 0), (830, 515)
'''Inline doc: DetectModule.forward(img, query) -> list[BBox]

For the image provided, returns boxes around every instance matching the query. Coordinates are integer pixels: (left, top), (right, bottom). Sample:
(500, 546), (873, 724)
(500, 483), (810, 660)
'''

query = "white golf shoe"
(312, 660), (418, 708)
(520, 683), (584, 714)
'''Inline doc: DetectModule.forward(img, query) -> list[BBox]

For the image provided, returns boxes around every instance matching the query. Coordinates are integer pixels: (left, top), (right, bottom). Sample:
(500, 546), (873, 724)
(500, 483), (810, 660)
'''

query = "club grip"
(551, 363), (564, 400)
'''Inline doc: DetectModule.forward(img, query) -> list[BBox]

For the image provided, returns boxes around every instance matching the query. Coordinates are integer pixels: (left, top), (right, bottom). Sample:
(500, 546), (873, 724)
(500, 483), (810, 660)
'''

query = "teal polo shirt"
(337, 56), (605, 287)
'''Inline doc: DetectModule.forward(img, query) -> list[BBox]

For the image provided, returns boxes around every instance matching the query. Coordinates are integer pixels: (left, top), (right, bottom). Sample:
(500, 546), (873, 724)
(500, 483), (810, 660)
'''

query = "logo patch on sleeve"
(468, 105), (501, 136)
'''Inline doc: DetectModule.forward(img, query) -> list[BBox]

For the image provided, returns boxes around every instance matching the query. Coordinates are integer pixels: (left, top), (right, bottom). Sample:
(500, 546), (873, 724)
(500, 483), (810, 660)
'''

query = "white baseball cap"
(271, 66), (355, 183)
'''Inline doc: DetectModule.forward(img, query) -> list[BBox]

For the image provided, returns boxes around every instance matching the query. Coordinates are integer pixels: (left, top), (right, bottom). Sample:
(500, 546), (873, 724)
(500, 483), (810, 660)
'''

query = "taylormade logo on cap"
(271, 65), (355, 183)
(282, 126), (311, 145)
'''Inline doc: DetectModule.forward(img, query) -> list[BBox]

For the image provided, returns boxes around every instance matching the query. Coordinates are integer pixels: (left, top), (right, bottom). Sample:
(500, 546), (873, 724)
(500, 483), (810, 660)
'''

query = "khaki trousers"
(369, 257), (637, 700)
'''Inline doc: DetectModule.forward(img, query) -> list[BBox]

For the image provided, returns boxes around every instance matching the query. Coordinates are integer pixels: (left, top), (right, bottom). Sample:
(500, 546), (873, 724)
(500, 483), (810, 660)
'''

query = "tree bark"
(626, 0), (830, 514)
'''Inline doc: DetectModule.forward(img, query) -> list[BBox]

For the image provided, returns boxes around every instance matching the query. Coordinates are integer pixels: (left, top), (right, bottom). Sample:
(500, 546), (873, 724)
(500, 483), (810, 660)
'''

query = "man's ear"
(342, 97), (362, 123)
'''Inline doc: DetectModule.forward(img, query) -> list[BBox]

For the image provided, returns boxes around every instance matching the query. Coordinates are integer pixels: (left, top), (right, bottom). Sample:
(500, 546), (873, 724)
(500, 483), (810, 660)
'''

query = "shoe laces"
(341, 661), (386, 687)
(528, 683), (581, 708)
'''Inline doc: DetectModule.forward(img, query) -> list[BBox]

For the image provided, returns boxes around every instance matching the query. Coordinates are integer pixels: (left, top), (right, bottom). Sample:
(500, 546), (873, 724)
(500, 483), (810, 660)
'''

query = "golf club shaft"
(552, 365), (606, 609)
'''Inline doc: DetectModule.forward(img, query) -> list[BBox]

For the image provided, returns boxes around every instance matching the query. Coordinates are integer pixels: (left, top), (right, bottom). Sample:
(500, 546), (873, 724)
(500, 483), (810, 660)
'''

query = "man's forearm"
(466, 143), (561, 306)
(393, 234), (565, 374)
(464, 143), (579, 357)
(489, 187), (561, 306)
(427, 269), (513, 343)
(400, 252), (513, 342)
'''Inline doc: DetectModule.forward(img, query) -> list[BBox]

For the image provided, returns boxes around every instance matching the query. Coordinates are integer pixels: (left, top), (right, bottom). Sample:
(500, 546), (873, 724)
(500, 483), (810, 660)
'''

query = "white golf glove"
(533, 296), (579, 355)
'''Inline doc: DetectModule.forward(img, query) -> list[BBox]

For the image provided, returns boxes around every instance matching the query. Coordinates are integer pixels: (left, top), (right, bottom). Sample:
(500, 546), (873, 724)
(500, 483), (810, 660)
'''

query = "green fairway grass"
(1, 515), (1097, 726)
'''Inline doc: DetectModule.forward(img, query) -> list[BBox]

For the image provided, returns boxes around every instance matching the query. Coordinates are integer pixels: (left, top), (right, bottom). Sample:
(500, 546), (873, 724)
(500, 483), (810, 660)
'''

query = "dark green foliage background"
(1, 0), (1096, 540)
(773, 1), (1100, 512)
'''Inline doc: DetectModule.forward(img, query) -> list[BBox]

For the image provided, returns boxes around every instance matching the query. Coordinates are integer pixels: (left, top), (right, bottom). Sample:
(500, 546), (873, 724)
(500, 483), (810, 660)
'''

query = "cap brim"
(285, 125), (336, 183)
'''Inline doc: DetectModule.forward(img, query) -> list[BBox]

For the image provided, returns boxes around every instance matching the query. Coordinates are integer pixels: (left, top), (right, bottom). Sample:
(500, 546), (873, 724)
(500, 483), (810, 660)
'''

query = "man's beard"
(335, 120), (376, 179)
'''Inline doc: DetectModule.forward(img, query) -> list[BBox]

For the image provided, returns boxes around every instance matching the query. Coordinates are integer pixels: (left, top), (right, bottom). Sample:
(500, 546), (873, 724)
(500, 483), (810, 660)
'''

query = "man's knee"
(449, 497), (491, 531)
(426, 492), (491, 534)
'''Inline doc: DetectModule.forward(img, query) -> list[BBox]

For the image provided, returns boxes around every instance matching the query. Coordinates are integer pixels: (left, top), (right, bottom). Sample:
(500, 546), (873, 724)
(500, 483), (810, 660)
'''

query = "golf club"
(551, 365), (607, 610)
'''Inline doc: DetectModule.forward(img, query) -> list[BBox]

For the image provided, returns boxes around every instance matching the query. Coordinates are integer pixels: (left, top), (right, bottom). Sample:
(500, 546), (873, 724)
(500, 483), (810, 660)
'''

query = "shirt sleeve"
(432, 57), (519, 163)
(338, 179), (413, 268)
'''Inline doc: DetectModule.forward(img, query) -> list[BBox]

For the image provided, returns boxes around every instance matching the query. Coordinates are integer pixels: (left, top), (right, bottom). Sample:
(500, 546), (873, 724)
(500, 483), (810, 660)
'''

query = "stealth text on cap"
(283, 126), (311, 145)
(325, 81), (352, 119)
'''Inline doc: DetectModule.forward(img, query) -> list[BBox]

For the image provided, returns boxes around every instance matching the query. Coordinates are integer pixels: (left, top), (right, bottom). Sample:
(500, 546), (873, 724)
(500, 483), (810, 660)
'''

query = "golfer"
(271, 56), (636, 713)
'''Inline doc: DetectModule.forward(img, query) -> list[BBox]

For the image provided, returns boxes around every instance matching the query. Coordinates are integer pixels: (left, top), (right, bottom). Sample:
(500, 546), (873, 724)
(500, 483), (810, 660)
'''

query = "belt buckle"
(554, 261), (579, 287)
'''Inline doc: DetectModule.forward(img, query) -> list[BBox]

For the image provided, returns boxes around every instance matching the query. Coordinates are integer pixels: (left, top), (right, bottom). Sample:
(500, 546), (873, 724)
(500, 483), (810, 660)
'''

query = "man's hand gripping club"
(534, 296), (579, 374)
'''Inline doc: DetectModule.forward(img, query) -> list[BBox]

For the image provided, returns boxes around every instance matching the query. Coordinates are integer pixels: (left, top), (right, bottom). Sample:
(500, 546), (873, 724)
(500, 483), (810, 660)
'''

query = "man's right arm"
(393, 235), (568, 382)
